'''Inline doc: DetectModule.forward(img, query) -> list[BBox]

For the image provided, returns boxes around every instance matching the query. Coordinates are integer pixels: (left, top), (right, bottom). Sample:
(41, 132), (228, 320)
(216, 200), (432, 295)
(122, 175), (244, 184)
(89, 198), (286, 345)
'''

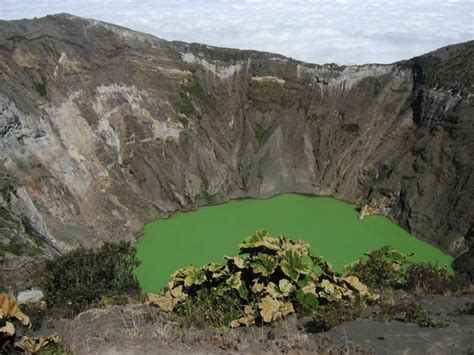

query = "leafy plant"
(15, 335), (60, 354)
(0, 293), (31, 330)
(250, 253), (278, 277)
(39, 241), (141, 317)
(148, 230), (377, 328)
(0, 294), (63, 354)
(280, 248), (311, 282)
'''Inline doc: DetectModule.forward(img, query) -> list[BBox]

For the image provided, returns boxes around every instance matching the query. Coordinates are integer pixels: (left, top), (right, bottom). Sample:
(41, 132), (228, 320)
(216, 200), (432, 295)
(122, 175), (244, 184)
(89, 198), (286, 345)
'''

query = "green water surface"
(135, 194), (453, 292)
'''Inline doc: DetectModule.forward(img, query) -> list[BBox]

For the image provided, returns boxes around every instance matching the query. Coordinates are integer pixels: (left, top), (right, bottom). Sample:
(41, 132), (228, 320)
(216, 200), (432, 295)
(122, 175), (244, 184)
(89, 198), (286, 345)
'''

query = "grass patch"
(175, 288), (246, 328)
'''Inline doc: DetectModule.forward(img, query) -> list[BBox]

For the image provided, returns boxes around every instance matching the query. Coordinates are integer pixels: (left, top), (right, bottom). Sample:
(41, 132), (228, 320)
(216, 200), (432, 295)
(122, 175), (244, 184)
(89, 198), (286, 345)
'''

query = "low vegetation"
(1, 242), (141, 353)
(144, 231), (471, 333)
(411, 48), (474, 89)
(19, 230), (469, 345)
(343, 246), (470, 294)
(404, 262), (470, 294)
(175, 76), (216, 120)
(147, 230), (378, 328)
(248, 78), (293, 111)
(378, 302), (449, 328)
(38, 241), (141, 317)
(343, 246), (412, 289)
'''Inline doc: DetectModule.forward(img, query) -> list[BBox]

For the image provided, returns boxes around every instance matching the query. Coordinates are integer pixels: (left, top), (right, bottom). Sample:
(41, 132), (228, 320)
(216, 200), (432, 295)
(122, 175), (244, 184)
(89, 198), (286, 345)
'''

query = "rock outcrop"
(0, 14), (472, 287)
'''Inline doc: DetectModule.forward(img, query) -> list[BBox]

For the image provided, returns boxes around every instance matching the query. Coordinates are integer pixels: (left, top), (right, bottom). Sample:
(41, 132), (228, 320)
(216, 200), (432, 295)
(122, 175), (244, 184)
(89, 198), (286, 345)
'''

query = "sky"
(0, 1), (473, 64)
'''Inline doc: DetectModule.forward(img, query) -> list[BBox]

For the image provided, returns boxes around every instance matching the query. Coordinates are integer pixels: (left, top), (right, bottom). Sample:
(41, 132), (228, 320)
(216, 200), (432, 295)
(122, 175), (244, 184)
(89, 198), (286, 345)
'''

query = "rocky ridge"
(0, 14), (473, 289)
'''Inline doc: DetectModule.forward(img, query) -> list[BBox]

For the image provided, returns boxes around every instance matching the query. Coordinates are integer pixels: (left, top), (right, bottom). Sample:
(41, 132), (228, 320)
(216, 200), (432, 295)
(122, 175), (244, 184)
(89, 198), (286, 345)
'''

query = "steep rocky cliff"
(0, 14), (472, 288)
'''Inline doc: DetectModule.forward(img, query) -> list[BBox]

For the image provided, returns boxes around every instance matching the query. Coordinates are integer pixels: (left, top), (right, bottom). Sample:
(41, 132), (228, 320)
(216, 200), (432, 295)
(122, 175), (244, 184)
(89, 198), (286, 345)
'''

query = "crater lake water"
(135, 194), (453, 292)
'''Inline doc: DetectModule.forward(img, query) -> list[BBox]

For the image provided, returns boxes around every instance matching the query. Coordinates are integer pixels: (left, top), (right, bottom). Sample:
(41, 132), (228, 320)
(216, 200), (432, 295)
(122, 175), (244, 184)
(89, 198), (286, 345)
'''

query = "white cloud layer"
(1, 0), (473, 64)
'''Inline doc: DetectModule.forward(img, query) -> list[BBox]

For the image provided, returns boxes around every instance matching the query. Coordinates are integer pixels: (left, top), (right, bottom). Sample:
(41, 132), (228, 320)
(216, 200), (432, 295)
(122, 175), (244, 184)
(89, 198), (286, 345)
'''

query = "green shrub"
(344, 247), (468, 295)
(39, 242), (141, 317)
(404, 262), (470, 295)
(343, 247), (412, 289)
(176, 287), (246, 328)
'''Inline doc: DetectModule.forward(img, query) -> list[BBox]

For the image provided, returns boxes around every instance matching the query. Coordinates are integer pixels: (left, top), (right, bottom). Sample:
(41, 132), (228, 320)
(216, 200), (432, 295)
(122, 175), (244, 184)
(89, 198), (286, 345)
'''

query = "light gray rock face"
(0, 14), (472, 287)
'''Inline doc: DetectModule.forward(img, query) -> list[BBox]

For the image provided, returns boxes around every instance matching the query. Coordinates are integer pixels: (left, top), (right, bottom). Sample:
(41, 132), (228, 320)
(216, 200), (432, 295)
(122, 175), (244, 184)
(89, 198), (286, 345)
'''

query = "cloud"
(1, 0), (473, 64)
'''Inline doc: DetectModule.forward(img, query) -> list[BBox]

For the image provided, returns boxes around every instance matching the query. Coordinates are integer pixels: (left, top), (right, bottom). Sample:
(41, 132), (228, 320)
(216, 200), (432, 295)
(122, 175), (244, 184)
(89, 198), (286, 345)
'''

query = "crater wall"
(0, 14), (472, 288)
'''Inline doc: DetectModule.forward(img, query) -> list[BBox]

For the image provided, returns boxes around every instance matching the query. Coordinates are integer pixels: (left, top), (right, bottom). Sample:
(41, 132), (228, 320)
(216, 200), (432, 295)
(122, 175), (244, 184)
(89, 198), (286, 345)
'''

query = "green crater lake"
(135, 194), (453, 292)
